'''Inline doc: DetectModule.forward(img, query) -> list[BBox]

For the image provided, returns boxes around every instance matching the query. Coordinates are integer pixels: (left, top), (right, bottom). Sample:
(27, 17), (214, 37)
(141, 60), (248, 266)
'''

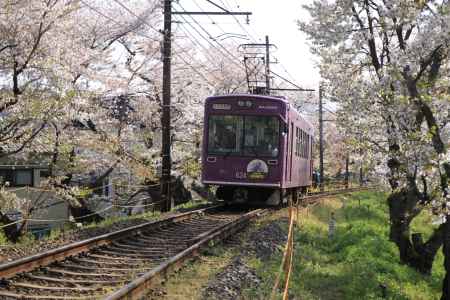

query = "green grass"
(245, 191), (444, 300)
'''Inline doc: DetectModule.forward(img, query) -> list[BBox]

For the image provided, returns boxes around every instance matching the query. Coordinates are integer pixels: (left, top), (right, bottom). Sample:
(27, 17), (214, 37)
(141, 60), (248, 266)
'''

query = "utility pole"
(160, 1), (251, 212)
(345, 152), (349, 189)
(359, 165), (363, 186)
(161, 0), (173, 212)
(319, 84), (324, 192)
(265, 35), (270, 94)
(359, 133), (363, 186)
(359, 151), (363, 187)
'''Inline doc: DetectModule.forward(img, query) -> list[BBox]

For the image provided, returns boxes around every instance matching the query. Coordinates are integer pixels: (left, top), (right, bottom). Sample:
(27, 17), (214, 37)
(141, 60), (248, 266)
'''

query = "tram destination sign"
(212, 103), (231, 110)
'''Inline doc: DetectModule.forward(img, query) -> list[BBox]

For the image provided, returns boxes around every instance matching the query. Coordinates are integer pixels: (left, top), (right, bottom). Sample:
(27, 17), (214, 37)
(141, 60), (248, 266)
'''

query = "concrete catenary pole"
(161, 0), (173, 212)
(319, 84), (324, 192)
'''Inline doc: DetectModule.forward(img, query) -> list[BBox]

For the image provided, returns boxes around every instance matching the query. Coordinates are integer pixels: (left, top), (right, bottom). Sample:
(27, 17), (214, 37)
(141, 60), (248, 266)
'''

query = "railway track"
(302, 186), (372, 204)
(0, 206), (267, 300)
(0, 186), (371, 300)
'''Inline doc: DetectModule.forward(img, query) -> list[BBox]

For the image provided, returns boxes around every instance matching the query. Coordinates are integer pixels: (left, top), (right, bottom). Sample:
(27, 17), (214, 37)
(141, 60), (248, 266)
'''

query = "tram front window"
(208, 115), (243, 154)
(208, 115), (280, 157)
(243, 116), (279, 157)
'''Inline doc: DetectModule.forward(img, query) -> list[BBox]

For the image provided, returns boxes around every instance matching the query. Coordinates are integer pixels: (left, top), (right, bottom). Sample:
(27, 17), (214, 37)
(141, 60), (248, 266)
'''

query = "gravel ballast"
(201, 219), (288, 300)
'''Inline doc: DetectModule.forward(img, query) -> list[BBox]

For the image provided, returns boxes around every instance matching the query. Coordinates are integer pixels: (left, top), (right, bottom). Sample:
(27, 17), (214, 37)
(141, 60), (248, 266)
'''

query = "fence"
(270, 198), (297, 300)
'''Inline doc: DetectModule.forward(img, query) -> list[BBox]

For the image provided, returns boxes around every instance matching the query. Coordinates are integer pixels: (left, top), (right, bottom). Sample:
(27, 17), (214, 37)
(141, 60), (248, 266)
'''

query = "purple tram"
(201, 94), (314, 206)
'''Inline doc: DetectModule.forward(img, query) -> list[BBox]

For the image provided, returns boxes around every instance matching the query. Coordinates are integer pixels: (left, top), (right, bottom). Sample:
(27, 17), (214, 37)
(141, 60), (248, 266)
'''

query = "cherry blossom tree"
(0, 0), (250, 242)
(299, 0), (450, 294)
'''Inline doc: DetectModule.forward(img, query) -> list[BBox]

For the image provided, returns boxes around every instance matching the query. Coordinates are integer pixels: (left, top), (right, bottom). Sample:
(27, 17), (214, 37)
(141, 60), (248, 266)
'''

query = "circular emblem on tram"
(247, 159), (269, 180)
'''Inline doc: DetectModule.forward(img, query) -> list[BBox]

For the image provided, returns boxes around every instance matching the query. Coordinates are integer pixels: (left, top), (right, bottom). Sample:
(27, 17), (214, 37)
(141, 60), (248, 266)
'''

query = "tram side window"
(300, 130), (304, 158)
(301, 132), (304, 158)
(305, 134), (309, 158)
(298, 130), (301, 158)
(306, 133), (309, 158)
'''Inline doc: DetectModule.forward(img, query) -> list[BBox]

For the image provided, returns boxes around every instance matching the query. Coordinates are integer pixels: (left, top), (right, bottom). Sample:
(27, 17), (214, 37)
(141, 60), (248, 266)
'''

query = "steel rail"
(303, 186), (376, 201)
(0, 205), (221, 280)
(104, 187), (371, 299)
(105, 208), (267, 300)
(0, 187), (373, 299)
(0, 206), (266, 299)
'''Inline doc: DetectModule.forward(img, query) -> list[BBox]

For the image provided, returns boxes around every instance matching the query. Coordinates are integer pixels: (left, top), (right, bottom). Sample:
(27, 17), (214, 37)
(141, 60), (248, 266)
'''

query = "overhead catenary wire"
(110, 0), (162, 35)
(174, 12), (241, 69)
(79, 0), (160, 42)
(218, 0), (259, 43)
(107, 0), (218, 87)
(277, 62), (301, 86)
(231, 0), (262, 42)
(172, 50), (217, 87)
(176, 24), (221, 64)
(81, 0), (257, 92)
(174, 2), (246, 72)
(196, 0), (303, 94)
(218, 0), (308, 92)
(174, 25), (227, 83)
(83, 0), (305, 93)
(192, 0), (243, 49)
(270, 70), (314, 91)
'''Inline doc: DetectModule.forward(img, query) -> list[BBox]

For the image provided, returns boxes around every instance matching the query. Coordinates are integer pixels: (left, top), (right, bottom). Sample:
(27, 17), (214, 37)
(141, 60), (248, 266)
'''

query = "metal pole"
(161, 0), (173, 212)
(319, 85), (324, 192)
(265, 35), (270, 94)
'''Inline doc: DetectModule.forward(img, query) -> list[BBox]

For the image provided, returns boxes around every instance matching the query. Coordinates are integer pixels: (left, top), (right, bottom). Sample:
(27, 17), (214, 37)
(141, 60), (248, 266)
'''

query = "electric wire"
(174, 24), (228, 83)
(193, 0), (242, 49)
(174, 18), (242, 76)
(82, 0), (216, 88)
(174, 2), (246, 72)
(218, 0), (259, 43)
(228, 0), (262, 42)
(176, 25), (220, 64)
(110, 0), (162, 35)
(173, 51), (216, 87)
(174, 13), (241, 71)
(79, 0), (160, 42)
(218, 0), (307, 91)
(113, 0), (220, 87)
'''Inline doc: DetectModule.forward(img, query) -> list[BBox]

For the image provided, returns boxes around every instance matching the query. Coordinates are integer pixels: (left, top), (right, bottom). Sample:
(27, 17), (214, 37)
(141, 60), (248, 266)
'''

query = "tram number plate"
(235, 171), (247, 179)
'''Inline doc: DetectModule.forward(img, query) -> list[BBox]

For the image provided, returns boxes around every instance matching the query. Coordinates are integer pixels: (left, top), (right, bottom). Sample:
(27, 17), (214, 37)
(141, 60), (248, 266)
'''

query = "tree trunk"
(388, 189), (444, 274)
(0, 212), (21, 243)
(442, 217), (450, 300)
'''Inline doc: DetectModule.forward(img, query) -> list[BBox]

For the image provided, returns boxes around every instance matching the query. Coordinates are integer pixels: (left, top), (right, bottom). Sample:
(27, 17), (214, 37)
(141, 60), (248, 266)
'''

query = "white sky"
(175, 0), (320, 91)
